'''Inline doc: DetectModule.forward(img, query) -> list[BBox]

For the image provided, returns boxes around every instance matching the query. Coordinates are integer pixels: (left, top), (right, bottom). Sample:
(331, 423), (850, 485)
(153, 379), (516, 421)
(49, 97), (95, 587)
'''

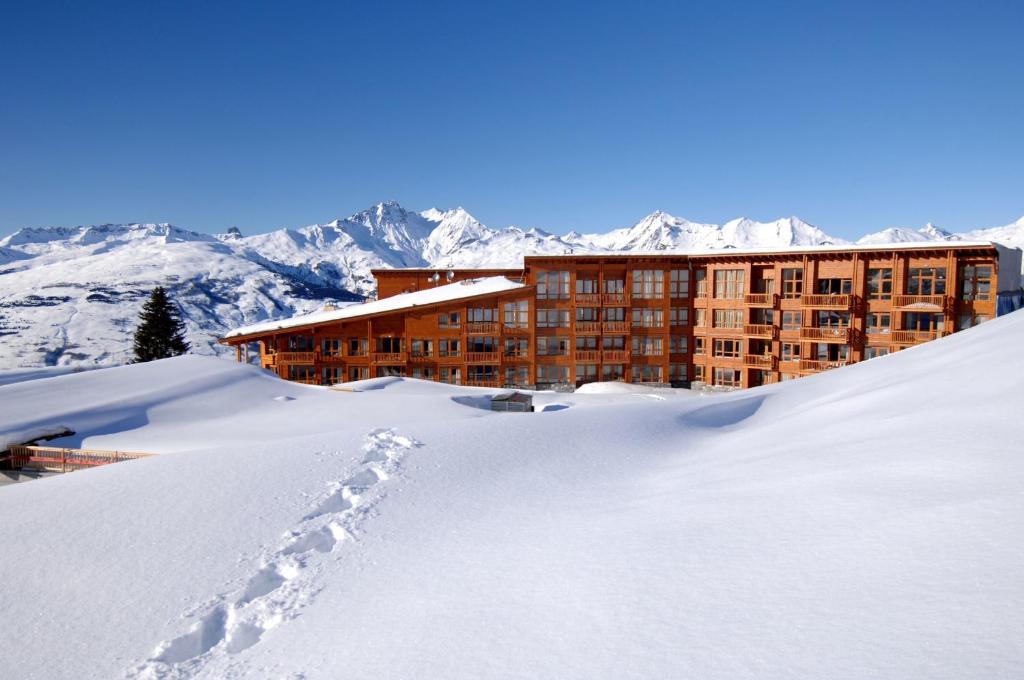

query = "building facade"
(221, 242), (1020, 390)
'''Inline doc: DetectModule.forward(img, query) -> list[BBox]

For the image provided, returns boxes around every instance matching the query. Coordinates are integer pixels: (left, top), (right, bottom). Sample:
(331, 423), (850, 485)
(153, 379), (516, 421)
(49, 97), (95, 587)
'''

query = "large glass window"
(713, 309), (744, 329)
(816, 278), (852, 295)
(576, 307), (600, 322)
(631, 270), (664, 299)
(603, 278), (625, 294)
(670, 269), (690, 298)
(439, 311), (461, 328)
(536, 309), (570, 328)
(439, 338), (460, 357)
(504, 338), (528, 357)
(537, 364), (570, 385)
(468, 307), (498, 322)
(602, 336), (626, 350)
(466, 336), (499, 352)
(631, 308), (664, 328)
(536, 336), (570, 356)
(576, 336), (598, 350)
(908, 268), (947, 295)
(322, 338), (342, 357)
(503, 300), (529, 328)
(602, 364), (626, 380)
(961, 265), (993, 301)
(782, 268), (803, 298)
(781, 343), (800, 362)
(695, 270), (708, 297)
(603, 307), (626, 322)
(867, 268), (893, 300)
(631, 336), (663, 356)
(782, 311), (802, 330)
(631, 365), (663, 384)
(903, 312), (944, 331)
(669, 335), (688, 354)
(536, 270), (570, 299)
(575, 364), (598, 384)
(288, 335), (314, 351)
(713, 368), (741, 388)
(410, 339), (434, 357)
(575, 278), (599, 294)
(670, 307), (689, 326)
(866, 313), (890, 335)
(713, 338), (742, 358)
(817, 311), (850, 328)
(714, 269), (745, 299)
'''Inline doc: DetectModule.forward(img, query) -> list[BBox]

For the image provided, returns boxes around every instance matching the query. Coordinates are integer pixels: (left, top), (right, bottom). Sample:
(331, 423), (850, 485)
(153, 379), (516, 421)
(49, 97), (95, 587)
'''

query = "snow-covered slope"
(2, 203), (1022, 368)
(1, 307), (1022, 679)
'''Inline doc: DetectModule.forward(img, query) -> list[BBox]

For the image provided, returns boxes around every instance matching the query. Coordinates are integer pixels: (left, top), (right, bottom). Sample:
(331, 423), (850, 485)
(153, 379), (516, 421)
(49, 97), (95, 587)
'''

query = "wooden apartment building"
(221, 242), (1021, 390)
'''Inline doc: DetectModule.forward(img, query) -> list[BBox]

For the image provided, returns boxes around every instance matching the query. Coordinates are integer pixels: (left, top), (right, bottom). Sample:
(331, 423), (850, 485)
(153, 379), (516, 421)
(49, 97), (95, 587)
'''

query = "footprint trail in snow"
(126, 428), (420, 679)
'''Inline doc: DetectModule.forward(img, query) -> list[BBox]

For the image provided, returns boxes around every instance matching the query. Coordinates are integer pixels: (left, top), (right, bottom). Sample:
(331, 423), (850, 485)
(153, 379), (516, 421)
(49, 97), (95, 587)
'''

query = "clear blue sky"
(1, 0), (1021, 240)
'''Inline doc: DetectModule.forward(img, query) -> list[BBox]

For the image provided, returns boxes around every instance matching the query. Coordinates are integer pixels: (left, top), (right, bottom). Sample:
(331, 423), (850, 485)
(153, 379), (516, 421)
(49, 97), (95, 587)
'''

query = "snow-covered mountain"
(1, 201), (1022, 368)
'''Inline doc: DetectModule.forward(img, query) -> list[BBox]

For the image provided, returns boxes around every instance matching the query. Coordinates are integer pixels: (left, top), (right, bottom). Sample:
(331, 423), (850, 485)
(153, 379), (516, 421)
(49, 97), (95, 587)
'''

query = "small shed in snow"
(490, 392), (534, 413)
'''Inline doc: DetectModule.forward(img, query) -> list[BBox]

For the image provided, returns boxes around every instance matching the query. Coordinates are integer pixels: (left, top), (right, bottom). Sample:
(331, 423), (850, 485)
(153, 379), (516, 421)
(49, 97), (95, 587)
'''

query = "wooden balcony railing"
(602, 293), (627, 306)
(602, 321), (629, 334)
(801, 294), (853, 309)
(574, 350), (600, 362)
(262, 354), (278, 367)
(409, 353), (434, 362)
(800, 359), (850, 373)
(890, 329), (942, 344)
(503, 350), (530, 361)
(502, 323), (529, 332)
(743, 324), (777, 339)
(575, 321), (601, 334)
(372, 352), (407, 363)
(465, 351), (500, 363)
(319, 352), (345, 363)
(631, 348), (664, 357)
(744, 293), (778, 306)
(437, 352), (461, 362)
(464, 378), (501, 387)
(800, 327), (851, 342)
(893, 295), (948, 310)
(465, 322), (499, 334)
(601, 350), (629, 363)
(743, 354), (778, 370)
(575, 293), (602, 306)
(277, 352), (315, 363)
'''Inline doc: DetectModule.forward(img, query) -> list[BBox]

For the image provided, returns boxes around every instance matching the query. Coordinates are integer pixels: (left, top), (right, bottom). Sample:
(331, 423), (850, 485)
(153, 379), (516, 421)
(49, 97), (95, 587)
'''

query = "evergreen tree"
(132, 286), (190, 363)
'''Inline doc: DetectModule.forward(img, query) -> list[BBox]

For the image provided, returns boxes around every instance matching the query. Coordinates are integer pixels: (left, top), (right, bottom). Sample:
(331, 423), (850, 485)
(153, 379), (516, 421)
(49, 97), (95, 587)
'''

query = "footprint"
(281, 525), (337, 555)
(344, 466), (385, 490)
(303, 486), (357, 521)
(225, 621), (264, 655)
(153, 605), (228, 664)
(237, 562), (298, 605)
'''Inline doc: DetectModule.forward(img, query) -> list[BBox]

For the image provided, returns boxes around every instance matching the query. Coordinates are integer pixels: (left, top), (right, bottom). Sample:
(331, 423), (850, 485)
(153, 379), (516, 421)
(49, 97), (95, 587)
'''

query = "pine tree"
(132, 286), (190, 363)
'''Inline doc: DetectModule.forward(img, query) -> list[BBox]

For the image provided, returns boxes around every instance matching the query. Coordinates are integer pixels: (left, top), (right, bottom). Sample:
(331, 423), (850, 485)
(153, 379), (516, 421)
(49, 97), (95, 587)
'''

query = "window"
(575, 364), (598, 384)
(468, 307), (498, 323)
(670, 269), (690, 298)
(602, 307), (626, 322)
(816, 278), (852, 295)
(713, 338), (742, 358)
(695, 309), (707, 328)
(631, 270), (664, 299)
(781, 343), (800, 362)
(537, 364), (570, 385)
(576, 336), (598, 351)
(782, 268), (803, 298)
(908, 268), (947, 295)
(866, 313), (890, 335)
(503, 300), (529, 328)
(536, 309), (570, 328)
(695, 269), (708, 297)
(467, 336), (499, 353)
(322, 338), (342, 357)
(631, 336), (663, 356)
(377, 337), (403, 353)
(712, 368), (741, 388)
(670, 307), (689, 326)
(903, 312), (944, 331)
(814, 344), (849, 361)
(603, 278), (625, 294)
(504, 338), (528, 358)
(348, 338), (368, 356)
(536, 336), (570, 356)
(322, 367), (344, 386)
(959, 313), (992, 329)
(864, 347), (889, 360)
(749, 308), (774, 325)
(348, 366), (369, 381)
(439, 311), (461, 328)
(439, 338), (460, 357)
(670, 363), (687, 382)
(780, 372), (797, 382)
(376, 366), (405, 377)
(602, 364), (625, 381)
(631, 308), (664, 328)
(505, 366), (530, 386)
(693, 364), (706, 382)
(466, 365), (499, 382)
(782, 311), (802, 330)
(576, 278), (599, 294)
(576, 307), (599, 322)
(536, 270), (570, 299)
(714, 269), (744, 299)
(602, 336), (626, 350)
(961, 265), (993, 301)
(631, 365), (663, 384)
(410, 339), (434, 357)
(670, 335), (688, 354)
(713, 309), (744, 329)
(440, 367), (461, 384)
(817, 311), (850, 328)
(288, 365), (316, 382)
(410, 366), (434, 380)
(694, 337), (706, 356)
(288, 335), (314, 351)
(867, 268), (893, 300)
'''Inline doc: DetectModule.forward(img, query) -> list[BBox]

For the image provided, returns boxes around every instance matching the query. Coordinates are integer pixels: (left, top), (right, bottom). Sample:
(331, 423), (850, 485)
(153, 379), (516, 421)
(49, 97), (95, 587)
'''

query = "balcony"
(436, 351), (461, 362)
(503, 350), (530, 361)
(710, 325), (743, 335)
(409, 353), (434, 363)
(893, 295), (949, 311)
(744, 293), (778, 307)
(800, 327), (851, 343)
(465, 351), (500, 364)
(602, 321), (629, 334)
(575, 293), (602, 306)
(575, 321), (601, 335)
(743, 324), (777, 339)
(891, 329), (942, 345)
(277, 351), (315, 364)
(601, 350), (629, 363)
(262, 354), (277, 367)
(372, 352), (407, 363)
(574, 350), (600, 362)
(318, 352), (345, 363)
(800, 359), (850, 373)
(464, 378), (501, 388)
(743, 354), (778, 370)
(801, 294), (852, 309)
(465, 322), (499, 334)
(602, 293), (628, 306)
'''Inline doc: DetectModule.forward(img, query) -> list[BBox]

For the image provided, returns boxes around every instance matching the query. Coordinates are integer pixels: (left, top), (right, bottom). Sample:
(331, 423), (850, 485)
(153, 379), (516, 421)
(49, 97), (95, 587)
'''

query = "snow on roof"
(223, 276), (526, 339)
